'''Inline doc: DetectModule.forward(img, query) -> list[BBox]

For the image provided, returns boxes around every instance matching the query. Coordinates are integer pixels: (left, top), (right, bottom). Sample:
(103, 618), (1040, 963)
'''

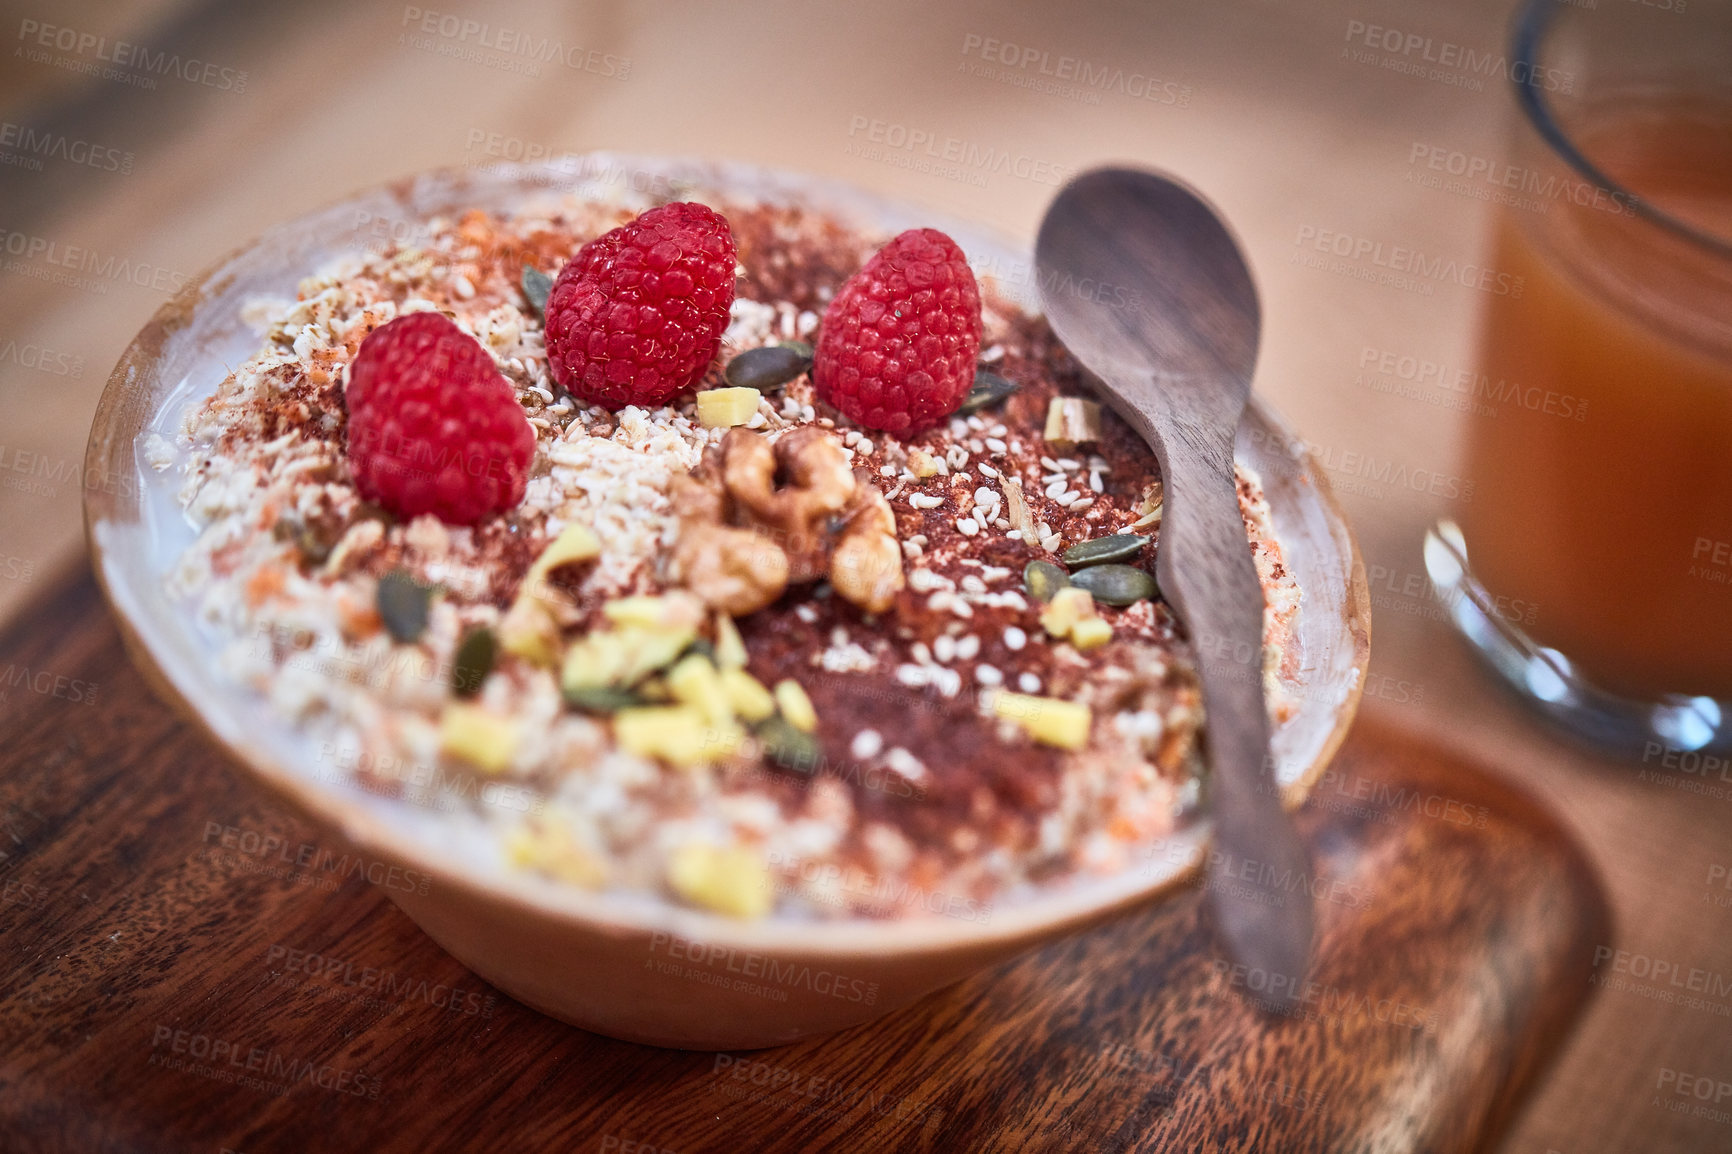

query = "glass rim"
(1513, 0), (1732, 260)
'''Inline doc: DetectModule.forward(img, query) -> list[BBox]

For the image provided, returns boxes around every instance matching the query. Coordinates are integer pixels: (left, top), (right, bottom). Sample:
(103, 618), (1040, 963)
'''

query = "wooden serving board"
(0, 570), (1608, 1153)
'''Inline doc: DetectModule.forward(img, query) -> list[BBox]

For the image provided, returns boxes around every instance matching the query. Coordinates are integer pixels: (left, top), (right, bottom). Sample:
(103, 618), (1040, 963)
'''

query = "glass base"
(1424, 521), (1731, 759)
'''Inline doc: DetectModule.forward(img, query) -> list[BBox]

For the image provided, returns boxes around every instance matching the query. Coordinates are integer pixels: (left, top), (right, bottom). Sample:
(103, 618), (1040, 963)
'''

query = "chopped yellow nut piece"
(1069, 615), (1113, 651)
(713, 612), (748, 670)
(990, 691), (1092, 751)
(1040, 586), (1096, 639)
(505, 823), (606, 888)
(667, 842), (773, 918)
(561, 632), (633, 691)
(613, 705), (743, 768)
(774, 679), (817, 733)
(720, 668), (776, 722)
(602, 592), (707, 633)
(668, 654), (732, 726)
(438, 703), (519, 773)
(696, 386), (763, 428)
(908, 448), (941, 479)
(619, 626), (699, 686)
(1043, 396), (1103, 451)
(497, 597), (560, 667)
(523, 523), (601, 604)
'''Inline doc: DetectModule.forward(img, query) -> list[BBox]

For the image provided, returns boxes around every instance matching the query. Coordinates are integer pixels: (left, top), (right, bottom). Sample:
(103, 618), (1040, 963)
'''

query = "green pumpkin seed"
(955, 370), (1019, 416)
(521, 265), (553, 316)
(1068, 564), (1158, 607)
(377, 570), (432, 643)
(1062, 533), (1148, 570)
(757, 716), (822, 775)
(564, 685), (647, 714)
(452, 627), (497, 697)
(724, 344), (812, 391)
(1023, 559), (1071, 603)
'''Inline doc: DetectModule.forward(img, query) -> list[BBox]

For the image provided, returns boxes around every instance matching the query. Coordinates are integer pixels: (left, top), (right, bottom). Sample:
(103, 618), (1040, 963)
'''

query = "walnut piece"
(831, 486), (903, 614)
(672, 517), (791, 616)
(671, 428), (902, 614)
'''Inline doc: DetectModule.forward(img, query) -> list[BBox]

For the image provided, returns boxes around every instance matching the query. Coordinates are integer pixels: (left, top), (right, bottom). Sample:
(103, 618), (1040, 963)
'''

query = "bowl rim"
(83, 153), (1371, 959)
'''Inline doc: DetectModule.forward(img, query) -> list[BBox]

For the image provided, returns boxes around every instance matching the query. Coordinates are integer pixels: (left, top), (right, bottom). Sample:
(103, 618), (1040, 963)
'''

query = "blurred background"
(1, 0), (1726, 1149)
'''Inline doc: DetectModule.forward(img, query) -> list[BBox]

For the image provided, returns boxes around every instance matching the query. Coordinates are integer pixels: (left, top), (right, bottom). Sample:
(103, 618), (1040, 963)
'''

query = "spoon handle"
(1119, 391), (1317, 1009)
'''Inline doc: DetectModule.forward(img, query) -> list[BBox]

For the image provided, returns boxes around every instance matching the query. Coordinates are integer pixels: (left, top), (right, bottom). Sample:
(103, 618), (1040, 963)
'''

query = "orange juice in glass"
(1427, 0), (1732, 754)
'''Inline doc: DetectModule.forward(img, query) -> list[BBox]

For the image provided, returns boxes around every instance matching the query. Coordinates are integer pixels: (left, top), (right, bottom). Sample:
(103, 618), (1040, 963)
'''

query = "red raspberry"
(544, 202), (737, 410)
(344, 312), (535, 526)
(813, 228), (982, 437)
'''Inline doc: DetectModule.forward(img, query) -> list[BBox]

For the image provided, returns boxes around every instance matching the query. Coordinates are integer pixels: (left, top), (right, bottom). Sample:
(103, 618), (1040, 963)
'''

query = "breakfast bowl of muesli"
(85, 154), (1369, 1049)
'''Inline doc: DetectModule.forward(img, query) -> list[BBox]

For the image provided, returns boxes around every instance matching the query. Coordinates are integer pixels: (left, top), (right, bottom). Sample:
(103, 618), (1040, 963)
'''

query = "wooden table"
(2, 0), (1729, 1150)
(1, 572), (1609, 1152)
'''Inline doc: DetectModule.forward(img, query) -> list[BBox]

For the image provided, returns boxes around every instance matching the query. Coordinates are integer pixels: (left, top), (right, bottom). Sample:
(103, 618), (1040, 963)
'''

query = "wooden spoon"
(1035, 167), (1314, 1008)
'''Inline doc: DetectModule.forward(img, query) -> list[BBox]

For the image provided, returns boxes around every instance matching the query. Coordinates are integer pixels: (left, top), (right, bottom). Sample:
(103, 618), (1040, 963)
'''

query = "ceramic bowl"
(84, 154), (1370, 1050)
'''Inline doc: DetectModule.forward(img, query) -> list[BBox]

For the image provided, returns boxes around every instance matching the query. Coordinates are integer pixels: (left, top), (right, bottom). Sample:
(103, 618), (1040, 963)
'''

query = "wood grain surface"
(0, 571), (1608, 1153)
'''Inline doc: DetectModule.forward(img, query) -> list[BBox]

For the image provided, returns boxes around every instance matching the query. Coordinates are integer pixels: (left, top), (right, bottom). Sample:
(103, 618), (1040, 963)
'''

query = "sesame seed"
(843, 430), (861, 446)
(858, 440), (874, 456)
(795, 604), (819, 623)
(1045, 480), (1069, 498)
(1041, 456), (1062, 472)
(978, 463), (999, 478)
(980, 344), (1005, 363)
(967, 415), (987, 432)
(909, 568), (941, 592)
(985, 437), (1007, 454)
(909, 493), (943, 510)
(1018, 672), (1042, 693)
(1040, 534), (1062, 552)
(1055, 490), (1081, 507)
(933, 635), (956, 663)
(956, 634), (981, 659)
(975, 664), (1003, 686)
(974, 486), (999, 507)
(960, 574), (988, 594)
(886, 746), (930, 777)
(1056, 458), (1081, 471)
(1089, 471), (1104, 493)
(896, 664), (929, 687)
(1004, 626), (1027, 650)
(911, 641), (933, 665)
(851, 729), (884, 760)
(956, 517), (980, 536)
